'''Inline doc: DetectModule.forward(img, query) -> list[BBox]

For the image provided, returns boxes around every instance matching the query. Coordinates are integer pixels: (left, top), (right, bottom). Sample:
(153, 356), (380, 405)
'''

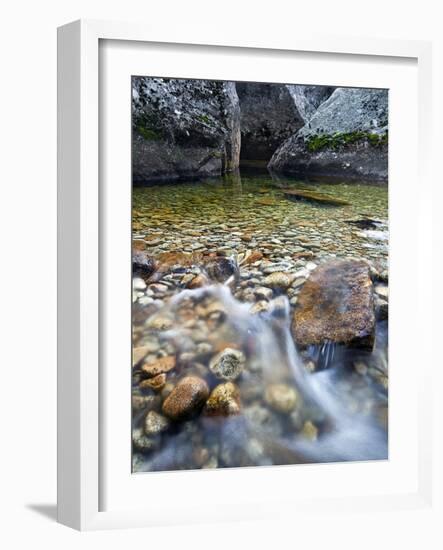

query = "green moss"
(306, 131), (388, 152)
(197, 114), (212, 125)
(136, 126), (161, 141)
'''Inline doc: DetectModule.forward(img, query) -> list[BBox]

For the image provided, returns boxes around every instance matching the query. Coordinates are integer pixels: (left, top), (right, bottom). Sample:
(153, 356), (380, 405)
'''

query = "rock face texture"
(236, 83), (304, 160)
(292, 259), (376, 350)
(132, 77), (241, 183)
(286, 85), (335, 123)
(269, 88), (388, 182)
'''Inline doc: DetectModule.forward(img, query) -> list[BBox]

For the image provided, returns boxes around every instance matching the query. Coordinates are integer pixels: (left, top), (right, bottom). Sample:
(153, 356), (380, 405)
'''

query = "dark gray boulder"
(268, 88), (388, 182)
(286, 85), (335, 123)
(236, 83), (304, 160)
(132, 77), (241, 183)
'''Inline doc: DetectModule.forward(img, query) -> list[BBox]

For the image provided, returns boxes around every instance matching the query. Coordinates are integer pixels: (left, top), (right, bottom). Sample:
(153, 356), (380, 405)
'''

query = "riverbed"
(131, 170), (389, 472)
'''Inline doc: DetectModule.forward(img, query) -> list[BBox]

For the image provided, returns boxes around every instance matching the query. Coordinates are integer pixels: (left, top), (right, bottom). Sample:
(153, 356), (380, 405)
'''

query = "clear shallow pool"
(131, 171), (388, 472)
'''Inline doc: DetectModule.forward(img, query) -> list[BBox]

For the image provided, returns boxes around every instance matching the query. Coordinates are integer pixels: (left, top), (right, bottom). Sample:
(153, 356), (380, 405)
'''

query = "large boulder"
(292, 259), (376, 350)
(286, 85), (335, 123)
(236, 83), (304, 160)
(269, 88), (388, 182)
(132, 77), (241, 183)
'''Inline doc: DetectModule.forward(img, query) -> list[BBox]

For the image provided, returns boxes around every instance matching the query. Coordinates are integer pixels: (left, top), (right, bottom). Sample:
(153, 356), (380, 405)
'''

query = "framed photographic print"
(57, 19), (433, 530)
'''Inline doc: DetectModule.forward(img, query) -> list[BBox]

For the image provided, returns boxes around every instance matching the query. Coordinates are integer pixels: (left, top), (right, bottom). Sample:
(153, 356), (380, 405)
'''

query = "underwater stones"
(145, 314), (173, 330)
(132, 428), (158, 454)
(132, 393), (161, 413)
(209, 348), (246, 381)
(133, 277), (147, 291)
(249, 300), (270, 315)
(144, 411), (170, 436)
(132, 250), (157, 279)
(139, 373), (167, 392)
(292, 259), (375, 350)
(374, 284), (389, 299)
(133, 348), (147, 368)
(254, 286), (274, 300)
(205, 256), (238, 283)
(186, 273), (209, 289)
(204, 382), (241, 416)
(141, 355), (176, 378)
(281, 189), (350, 207)
(301, 420), (318, 441)
(240, 249), (264, 266)
(244, 403), (282, 435)
(162, 376), (209, 421)
(265, 383), (298, 414)
(263, 271), (293, 290)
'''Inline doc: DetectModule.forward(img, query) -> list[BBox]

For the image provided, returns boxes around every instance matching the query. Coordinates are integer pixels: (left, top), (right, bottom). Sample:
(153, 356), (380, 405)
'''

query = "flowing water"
(132, 169), (388, 472)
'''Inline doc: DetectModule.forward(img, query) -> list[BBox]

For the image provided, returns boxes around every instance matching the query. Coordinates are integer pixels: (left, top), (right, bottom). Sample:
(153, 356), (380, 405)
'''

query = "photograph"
(131, 77), (389, 473)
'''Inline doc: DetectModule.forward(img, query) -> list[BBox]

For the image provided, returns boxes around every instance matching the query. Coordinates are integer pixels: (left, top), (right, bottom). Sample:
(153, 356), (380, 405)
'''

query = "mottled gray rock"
(236, 82), (304, 160)
(209, 348), (245, 380)
(269, 88), (388, 182)
(286, 85), (335, 123)
(133, 77), (241, 182)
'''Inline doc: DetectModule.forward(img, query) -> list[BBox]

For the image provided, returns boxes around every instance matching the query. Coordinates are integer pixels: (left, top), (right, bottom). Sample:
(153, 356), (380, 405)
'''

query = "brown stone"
(282, 188), (350, 206)
(242, 249), (264, 265)
(141, 355), (176, 378)
(204, 382), (241, 416)
(162, 376), (209, 421)
(139, 373), (167, 392)
(292, 259), (375, 350)
(187, 273), (209, 289)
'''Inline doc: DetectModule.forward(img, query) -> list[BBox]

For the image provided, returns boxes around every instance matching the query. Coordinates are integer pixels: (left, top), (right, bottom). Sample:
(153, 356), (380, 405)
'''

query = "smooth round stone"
(162, 376), (209, 421)
(265, 383), (298, 414)
(133, 277), (147, 291)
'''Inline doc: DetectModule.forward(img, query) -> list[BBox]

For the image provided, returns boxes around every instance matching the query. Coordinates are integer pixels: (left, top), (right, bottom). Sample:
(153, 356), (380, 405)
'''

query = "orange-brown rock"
(204, 382), (241, 416)
(162, 376), (209, 421)
(292, 259), (375, 350)
(141, 356), (176, 378)
(139, 373), (167, 392)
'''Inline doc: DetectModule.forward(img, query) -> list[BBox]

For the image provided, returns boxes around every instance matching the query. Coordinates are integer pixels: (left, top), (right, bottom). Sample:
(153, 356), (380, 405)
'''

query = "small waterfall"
(135, 280), (387, 472)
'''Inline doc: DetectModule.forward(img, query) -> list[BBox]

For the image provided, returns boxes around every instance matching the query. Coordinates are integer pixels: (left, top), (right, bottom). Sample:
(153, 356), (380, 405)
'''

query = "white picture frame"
(57, 19), (433, 531)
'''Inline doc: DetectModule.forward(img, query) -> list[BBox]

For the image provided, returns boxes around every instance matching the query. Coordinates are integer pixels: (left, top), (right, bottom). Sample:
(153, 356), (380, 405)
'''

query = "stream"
(131, 168), (388, 472)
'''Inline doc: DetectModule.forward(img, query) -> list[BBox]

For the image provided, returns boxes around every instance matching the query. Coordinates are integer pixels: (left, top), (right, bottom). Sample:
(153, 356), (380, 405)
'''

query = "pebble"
(144, 411), (170, 435)
(265, 383), (298, 414)
(162, 376), (209, 420)
(132, 428), (158, 453)
(263, 272), (293, 289)
(145, 315), (173, 330)
(254, 286), (273, 300)
(204, 382), (241, 416)
(139, 373), (167, 392)
(209, 348), (246, 381)
(133, 277), (147, 291)
(141, 355), (176, 378)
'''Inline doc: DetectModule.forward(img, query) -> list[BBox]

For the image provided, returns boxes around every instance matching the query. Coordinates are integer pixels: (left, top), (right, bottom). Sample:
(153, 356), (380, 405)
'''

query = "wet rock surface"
(292, 259), (375, 349)
(132, 77), (241, 183)
(236, 82), (304, 160)
(269, 88), (388, 182)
